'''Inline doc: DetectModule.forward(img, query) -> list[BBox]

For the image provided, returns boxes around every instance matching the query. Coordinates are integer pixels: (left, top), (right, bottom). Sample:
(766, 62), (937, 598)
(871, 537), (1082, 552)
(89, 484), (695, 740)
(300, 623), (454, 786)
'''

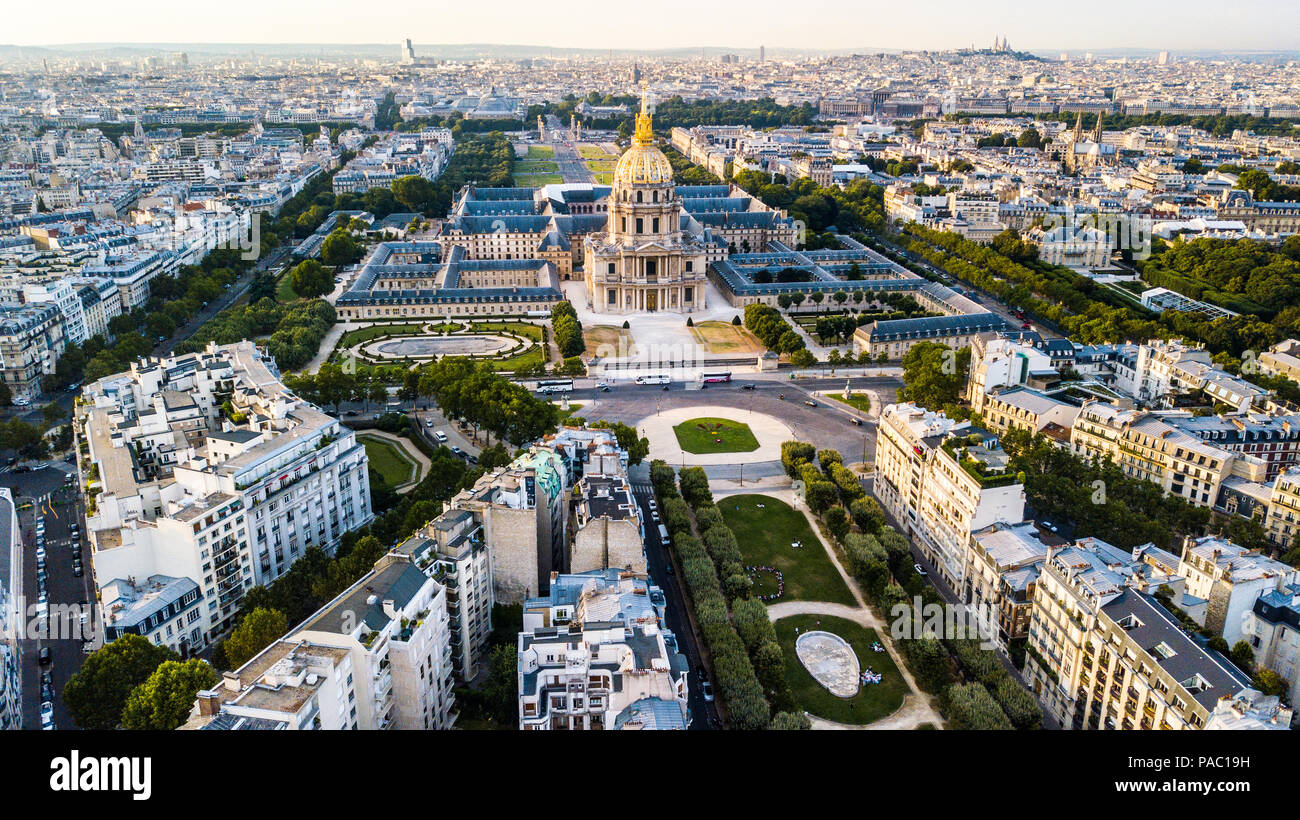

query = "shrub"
(824, 506), (850, 543)
(942, 682), (1013, 730)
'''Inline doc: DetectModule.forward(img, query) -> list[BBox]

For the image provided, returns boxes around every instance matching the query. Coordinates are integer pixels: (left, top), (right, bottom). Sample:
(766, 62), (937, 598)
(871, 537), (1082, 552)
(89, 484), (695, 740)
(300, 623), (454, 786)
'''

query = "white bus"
(698, 370), (732, 384)
(635, 374), (671, 385)
(535, 378), (574, 394)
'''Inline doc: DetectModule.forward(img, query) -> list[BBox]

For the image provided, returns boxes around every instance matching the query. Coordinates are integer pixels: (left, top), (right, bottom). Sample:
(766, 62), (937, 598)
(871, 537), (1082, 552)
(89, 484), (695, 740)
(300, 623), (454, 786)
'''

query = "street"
(1, 464), (92, 730)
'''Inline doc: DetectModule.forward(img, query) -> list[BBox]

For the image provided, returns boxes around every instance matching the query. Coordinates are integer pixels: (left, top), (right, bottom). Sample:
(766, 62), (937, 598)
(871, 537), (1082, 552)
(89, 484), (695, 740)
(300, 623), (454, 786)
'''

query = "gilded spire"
(633, 81), (653, 146)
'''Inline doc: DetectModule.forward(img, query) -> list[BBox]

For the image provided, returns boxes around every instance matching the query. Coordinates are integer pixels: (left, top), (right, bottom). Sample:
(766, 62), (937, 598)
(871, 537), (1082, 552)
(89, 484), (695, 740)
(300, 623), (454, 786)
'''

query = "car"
(665, 563), (674, 575)
(41, 682), (53, 701)
(650, 510), (660, 522)
(81, 641), (95, 654)
(41, 714), (54, 730)
(38, 647), (50, 665)
(434, 431), (448, 443)
(700, 681), (715, 702)
(1020, 322), (1032, 330)
(40, 701), (53, 722)
(740, 383), (755, 390)
(35, 547), (45, 560)
(424, 418), (434, 427)
(804, 399), (818, 407)
(850, 417), (863, 426)
(595, 382), (609, 389)
(41, 670), (52, 687)
(914, 563), (928, 576)
(647, 498), (657, 511)
(37, 590), (47, 605)
(450, 446), (465, 457)
(600, 386), (611, 392)
(344, 410), (359, 416)
(73, 563), (83, 577)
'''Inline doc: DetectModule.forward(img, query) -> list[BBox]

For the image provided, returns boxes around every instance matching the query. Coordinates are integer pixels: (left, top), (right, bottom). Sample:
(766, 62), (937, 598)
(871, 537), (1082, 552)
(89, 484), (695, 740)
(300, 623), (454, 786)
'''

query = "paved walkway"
(713, 483), (944, 730)
(640, 405), (793, 466)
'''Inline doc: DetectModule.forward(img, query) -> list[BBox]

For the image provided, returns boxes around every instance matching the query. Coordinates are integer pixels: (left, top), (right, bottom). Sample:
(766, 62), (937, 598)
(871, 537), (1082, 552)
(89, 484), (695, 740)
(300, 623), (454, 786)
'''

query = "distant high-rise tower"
(759, 45), (765, 63)
(1157, 51), (1171, 65)
(401, 39), (416, 65)
(632, 62), (641, 84)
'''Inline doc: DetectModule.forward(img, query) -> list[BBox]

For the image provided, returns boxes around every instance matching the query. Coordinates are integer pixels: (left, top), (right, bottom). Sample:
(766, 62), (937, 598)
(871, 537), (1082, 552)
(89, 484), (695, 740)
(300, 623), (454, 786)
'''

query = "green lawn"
(515, 160), (559, 173)
(470, 320), (543, 342)
(275, 270), (298, 302)
(336, 323), (424, 350)
(526, 145), (554, 159)
(773, 614), (906, 725)
(358, 434), (418, 489)
(830, 391), (871, 414)
(720, 494), (855, 606)
(514, 173), (564, 186)
(672, 417), (759, 454)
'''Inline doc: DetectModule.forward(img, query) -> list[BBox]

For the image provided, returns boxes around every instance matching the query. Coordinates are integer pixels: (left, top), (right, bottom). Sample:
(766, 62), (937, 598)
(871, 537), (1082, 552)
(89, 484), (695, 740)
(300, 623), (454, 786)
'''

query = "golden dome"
(613, 85), (674, 186)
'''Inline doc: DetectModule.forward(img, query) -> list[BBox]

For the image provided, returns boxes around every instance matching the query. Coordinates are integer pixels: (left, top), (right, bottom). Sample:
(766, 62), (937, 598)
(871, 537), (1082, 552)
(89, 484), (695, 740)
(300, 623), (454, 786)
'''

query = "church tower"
(1092, 112), (1104, 143)
(583, 85), (708, 314)
(1073, 111), (1084, 143)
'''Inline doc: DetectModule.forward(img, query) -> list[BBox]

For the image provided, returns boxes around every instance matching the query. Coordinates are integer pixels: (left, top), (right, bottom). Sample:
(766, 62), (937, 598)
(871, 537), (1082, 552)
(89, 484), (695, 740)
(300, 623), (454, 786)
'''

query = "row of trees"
(649, 461), (805, 729)
(1137, 235), (1300, 319)
(731, 169), (888, 236)
(551, 301), (585, 358)
(175, 298), (336, 371)
(743, 303), (806, 355)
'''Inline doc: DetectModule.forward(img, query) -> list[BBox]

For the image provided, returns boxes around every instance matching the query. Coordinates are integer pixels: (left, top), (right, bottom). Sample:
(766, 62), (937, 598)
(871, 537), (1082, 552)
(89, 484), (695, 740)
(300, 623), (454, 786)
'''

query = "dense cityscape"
(2, 8), (1300, 777)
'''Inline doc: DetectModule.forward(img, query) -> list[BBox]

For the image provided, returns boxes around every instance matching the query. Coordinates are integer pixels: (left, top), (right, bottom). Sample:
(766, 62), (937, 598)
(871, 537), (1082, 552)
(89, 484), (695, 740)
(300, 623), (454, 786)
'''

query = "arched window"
(636, 190), (643, 203)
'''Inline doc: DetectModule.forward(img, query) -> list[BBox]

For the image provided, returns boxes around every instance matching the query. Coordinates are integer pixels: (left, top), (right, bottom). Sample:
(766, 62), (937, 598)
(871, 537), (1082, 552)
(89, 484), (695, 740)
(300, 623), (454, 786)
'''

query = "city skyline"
(4, 0), (1300, 54)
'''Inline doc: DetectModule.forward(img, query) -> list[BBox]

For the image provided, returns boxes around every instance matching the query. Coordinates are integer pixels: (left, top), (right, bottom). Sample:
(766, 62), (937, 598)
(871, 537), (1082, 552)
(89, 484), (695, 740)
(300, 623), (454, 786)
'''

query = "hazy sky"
(7, 0), (1299, 52)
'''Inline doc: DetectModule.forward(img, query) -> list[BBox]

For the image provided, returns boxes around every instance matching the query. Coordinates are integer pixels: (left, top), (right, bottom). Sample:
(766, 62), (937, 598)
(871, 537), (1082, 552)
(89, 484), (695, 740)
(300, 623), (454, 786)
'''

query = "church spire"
(633, 82), (654, 147)
(1073, 110), (1084, 142)
(1093, 112), (1104, 142)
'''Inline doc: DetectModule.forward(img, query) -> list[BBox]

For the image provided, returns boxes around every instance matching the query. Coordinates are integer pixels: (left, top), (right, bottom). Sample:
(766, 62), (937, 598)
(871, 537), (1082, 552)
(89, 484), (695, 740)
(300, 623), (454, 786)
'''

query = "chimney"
(196, 689), (223, 716)
(382, 599), (399, 621)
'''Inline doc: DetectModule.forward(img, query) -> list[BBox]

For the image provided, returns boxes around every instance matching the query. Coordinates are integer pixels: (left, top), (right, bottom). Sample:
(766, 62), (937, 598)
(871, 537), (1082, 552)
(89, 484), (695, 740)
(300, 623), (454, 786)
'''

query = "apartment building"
(979, 386), (1080, 437)
(1176, 535), (1297, 646)
(852, 313), (1009, 361)
(876, 403), (1026, 591)
(964, 520), (1049, 645)
(1026, 538), (1259, 730)
(79, 341), (372, 649)
(0, 302), (64, 402)
(518, 568), (690, 730)
(396, 508), (495, 682)
(570, 474), (646, 575)
(1241, 584), (1300, 709)
(1070, 401), (1234, 509)
(188, 551), (455, 730)
(967, 334), (1058, 413)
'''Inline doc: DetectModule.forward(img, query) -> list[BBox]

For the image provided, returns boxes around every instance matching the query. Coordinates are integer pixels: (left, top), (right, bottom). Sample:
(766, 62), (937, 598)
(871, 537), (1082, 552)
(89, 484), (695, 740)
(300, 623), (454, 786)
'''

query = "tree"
(222, 607), (290, 669)
(289, 259), (332, 299)
(320, 228), (360, 268)
(392, 174), (436, 213)
(480, 644), (518, 724)
(120, 659), (220, 730)
(1252, 668), (1287, 697)
(1017, 128), (1043, 149)
(899, 341), (970, 411)
(942, 682), (1013, 730)
(1229, 641), (1256, 672)
(62, 635), (179, 729)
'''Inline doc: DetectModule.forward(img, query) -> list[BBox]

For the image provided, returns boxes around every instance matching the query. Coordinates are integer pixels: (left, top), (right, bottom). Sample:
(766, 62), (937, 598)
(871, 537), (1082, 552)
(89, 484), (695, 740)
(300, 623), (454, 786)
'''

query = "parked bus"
(698, 371), (732, 384)
(535, 378), (574, 394)
(635, 374), (670, 385)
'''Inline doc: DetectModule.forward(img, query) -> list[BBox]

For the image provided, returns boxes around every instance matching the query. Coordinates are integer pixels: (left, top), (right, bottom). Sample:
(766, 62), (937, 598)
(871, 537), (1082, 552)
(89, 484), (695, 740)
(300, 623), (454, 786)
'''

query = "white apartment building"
(876, 403), (1026, 591)
(0, 488), (21, 730)
(0, 302), (65, 402)
(1240, 583), (1300, 710)
(1025, 538), (1262, 731)
(79, 341), (372, 650)
(397, 508), (495, 682)
(187, 551), (455, 730)
(967, 334), (1057, 413)
(1177, 535), (1298, 646)
(518, 569), (690, 730)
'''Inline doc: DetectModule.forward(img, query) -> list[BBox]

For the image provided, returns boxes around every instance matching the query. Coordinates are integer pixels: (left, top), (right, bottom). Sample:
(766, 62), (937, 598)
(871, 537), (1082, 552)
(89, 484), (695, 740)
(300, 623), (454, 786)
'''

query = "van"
(434, 431), (448, 443)
(657, 524), (670, 545)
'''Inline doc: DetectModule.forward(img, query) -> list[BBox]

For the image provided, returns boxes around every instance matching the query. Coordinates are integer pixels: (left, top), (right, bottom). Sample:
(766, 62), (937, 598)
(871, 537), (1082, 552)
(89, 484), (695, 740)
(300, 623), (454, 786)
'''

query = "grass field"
(275, 270), (298, 302)
(336, 323), (424, 350)
(486, 345), (547, 372)
(583, 324), (635, 356)
(578, 145), (613, 159)
(690, 320), (764, 354)
(514, 173), (564, 186)
(672, 417), (759, 455)
(515, 160), (559, 174)
(526, 145), (555, 159)
(593, 172), (614, 185)
(773, 614), (906, 724)
(830, 391), (871, 414)
(471, 320), (543, 342)
(358, 434), (418, 489)
(720, 494), (856, 606)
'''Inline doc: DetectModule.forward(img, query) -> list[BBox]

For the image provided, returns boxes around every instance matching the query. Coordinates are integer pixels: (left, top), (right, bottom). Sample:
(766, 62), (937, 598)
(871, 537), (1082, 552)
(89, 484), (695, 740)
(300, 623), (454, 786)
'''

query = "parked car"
(595, 382), (609, 389)
(804, 399), (818, 407)
(424, 418), (434, 427)
(701, 681), (715, 702)
(434, 431), (448, 443)
(914, 563), (928, 576)
(38, 647), (51, 665)
(850, 417), (863, 426)
(741, 383), (755, 390)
